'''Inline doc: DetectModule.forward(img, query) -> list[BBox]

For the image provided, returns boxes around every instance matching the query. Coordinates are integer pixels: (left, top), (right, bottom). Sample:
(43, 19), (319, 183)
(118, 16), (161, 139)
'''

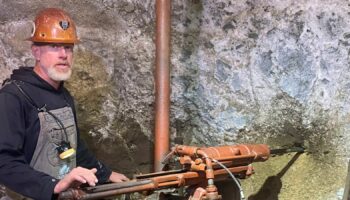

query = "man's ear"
(31, 45), (40, 61)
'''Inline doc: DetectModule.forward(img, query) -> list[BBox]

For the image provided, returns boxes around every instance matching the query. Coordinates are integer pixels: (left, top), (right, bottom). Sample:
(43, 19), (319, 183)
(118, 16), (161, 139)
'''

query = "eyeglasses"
(33, 42), (74, 52)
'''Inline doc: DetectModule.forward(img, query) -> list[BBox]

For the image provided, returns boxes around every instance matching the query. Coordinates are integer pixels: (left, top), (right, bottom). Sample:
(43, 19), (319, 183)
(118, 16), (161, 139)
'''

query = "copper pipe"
(154, 0), (171, 172)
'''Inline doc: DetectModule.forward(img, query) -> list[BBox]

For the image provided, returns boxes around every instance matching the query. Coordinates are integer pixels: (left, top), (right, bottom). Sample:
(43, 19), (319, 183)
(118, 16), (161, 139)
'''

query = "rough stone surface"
(1, 0), (350, 199)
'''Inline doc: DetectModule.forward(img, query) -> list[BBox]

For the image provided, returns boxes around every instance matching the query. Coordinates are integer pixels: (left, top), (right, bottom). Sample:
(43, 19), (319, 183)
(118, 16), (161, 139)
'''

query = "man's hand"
(108, 171), (129, 183)
(54, 167), (98, 194)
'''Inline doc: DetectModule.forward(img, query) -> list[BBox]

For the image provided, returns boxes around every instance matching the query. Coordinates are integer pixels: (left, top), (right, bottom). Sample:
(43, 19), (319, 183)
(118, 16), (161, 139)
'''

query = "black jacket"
(0, 67), (112, 200)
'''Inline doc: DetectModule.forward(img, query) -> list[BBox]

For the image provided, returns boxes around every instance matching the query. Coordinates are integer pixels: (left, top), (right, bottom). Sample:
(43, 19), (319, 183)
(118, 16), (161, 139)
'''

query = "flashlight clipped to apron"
(45, 109), (76, 160)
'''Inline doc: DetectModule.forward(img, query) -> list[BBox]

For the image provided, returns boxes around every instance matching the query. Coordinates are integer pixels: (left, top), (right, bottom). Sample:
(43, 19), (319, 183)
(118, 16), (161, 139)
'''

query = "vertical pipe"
(154, 0), (171, 172)
(343, 160), (350, 200)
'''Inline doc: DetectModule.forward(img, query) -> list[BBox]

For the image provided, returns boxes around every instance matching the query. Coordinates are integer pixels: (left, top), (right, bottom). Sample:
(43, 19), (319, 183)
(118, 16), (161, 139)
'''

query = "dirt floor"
(240, 152), (347, 200)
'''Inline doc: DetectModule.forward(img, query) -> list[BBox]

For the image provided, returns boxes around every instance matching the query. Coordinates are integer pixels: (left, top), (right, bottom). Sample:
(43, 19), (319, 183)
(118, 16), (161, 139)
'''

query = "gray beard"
(47, 66), (72, 81)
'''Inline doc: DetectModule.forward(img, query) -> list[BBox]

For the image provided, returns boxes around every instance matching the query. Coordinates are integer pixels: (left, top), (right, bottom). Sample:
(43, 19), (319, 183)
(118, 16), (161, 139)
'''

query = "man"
(0, 8), (128, 200)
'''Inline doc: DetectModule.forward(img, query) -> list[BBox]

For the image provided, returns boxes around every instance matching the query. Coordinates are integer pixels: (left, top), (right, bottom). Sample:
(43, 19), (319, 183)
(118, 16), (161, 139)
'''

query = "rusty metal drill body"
(58, 144), (271, 200)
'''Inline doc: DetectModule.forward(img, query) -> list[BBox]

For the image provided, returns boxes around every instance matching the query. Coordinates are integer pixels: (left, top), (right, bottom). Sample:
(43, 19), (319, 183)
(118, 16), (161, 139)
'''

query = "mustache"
(55, 62), (70, 67)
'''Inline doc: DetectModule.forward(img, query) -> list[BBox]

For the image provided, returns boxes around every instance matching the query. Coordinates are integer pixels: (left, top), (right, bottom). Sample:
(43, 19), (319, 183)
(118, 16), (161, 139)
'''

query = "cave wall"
(1, 0), (350, 199)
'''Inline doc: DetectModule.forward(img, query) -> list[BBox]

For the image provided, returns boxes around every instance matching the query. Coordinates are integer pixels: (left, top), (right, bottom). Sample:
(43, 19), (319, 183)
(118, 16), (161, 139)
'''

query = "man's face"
(32, 43), (74, 82)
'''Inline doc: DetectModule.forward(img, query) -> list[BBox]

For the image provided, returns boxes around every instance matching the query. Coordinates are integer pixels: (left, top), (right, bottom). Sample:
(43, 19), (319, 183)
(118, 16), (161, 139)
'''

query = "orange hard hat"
(28, 8), (79, 44)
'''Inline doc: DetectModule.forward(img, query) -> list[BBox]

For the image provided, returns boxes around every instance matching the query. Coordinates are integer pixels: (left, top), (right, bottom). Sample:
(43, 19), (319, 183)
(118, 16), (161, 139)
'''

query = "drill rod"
(270, 147), (305, 155)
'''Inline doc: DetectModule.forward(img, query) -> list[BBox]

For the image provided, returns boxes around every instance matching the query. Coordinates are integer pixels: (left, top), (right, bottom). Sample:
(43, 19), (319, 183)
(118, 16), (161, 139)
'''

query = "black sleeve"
(0, 92), (58, 200)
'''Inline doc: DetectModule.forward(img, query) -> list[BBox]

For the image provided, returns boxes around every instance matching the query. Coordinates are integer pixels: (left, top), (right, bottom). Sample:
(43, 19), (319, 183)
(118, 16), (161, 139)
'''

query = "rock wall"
(1, 0), (350, 199)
